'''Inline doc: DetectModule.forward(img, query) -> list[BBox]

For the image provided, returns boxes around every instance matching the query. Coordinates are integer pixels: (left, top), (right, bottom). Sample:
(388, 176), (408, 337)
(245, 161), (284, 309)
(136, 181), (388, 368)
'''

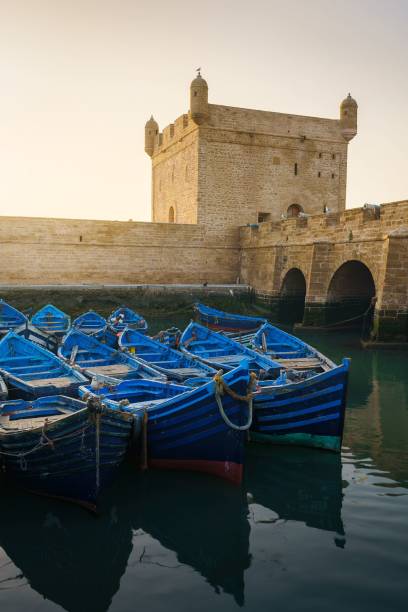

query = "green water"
(0, 328), (407, 612)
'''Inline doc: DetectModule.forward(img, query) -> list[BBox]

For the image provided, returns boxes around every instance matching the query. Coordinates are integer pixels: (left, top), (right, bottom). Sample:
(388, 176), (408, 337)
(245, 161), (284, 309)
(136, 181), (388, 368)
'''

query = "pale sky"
(1, 0), (407, 221)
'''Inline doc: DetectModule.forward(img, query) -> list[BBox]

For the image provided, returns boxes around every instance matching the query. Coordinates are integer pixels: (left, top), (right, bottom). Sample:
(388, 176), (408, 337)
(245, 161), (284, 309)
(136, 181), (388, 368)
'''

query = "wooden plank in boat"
(274, 358), (324, 369)
(85, 364), (132, 375)
(0, 413), (67, 431)
(29, 376), (77, 388)
(209, 355), (244, 364)
(169, 367), (207, 376)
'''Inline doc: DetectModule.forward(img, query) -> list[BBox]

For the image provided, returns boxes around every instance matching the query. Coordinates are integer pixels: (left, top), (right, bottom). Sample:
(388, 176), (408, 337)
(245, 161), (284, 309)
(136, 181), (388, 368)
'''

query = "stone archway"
(279, 268), (306, 323)
(326, 260), (376, 332)
(287, 204), (303, 218)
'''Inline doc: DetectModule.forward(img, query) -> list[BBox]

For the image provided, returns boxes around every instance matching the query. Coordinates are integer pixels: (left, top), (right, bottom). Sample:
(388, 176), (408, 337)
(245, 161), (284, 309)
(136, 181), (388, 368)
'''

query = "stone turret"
(340, 94), (358, 142)
(144, 115), (159, 157)
(190, 70), (209, 125)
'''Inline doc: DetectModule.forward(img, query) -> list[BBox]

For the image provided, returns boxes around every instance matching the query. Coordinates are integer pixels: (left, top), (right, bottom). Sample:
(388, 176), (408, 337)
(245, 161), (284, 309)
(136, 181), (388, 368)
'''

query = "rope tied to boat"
(213, 370), (257, 431)
(40, 419), (55, 450)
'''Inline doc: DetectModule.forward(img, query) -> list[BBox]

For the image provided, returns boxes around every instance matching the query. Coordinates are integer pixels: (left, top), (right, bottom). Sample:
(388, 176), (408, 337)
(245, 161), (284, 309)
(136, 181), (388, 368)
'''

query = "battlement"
(153, 113), (196, 155)
(207, 104), (345, 143)
(239, 200), (408, 247)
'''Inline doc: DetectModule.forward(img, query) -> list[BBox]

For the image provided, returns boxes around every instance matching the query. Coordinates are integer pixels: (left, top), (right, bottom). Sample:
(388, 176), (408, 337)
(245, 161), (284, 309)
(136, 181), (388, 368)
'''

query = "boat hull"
(250, 360), (349, 452)
(0, 400), (133, 510)
(14, 322), (59, 353)
(194, 303), (266, 333)
(143, 366), (251, 484)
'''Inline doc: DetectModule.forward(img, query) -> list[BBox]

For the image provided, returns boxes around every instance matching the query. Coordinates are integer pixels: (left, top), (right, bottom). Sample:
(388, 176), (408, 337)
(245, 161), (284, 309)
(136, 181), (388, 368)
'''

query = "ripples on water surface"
(1, 330), (407, 612)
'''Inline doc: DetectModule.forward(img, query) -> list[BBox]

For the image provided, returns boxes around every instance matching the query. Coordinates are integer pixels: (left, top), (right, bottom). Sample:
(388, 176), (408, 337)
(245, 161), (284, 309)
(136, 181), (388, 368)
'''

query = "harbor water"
(0, 326), (407, 612)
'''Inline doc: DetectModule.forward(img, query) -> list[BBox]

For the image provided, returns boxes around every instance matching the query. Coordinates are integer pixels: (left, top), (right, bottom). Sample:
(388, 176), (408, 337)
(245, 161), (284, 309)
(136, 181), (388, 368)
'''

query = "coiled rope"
(213, 371), (257, 431)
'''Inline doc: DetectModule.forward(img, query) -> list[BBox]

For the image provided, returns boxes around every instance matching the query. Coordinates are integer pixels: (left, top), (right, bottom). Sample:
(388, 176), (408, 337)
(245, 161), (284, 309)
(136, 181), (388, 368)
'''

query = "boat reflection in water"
(245, 445), (345, 546)
(0, 446), (345, 611)
(0, 466), (250, 610)
(0, 483), (133, 612)
(135, 469), (251, 606)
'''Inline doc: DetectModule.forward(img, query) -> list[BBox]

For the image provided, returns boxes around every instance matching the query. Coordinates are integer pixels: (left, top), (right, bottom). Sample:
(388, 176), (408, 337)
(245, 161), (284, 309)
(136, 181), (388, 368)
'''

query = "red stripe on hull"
(149, 458), (243, 485)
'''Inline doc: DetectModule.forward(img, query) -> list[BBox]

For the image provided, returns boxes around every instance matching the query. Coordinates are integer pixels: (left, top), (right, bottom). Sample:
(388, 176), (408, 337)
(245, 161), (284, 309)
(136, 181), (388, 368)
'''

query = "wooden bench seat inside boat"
(28, 376), (77, 388)
(166, 367), (208, 376)
(85, 364), (132, 376)
(0, 413), (69, 431)
(274, 357), (327, 370)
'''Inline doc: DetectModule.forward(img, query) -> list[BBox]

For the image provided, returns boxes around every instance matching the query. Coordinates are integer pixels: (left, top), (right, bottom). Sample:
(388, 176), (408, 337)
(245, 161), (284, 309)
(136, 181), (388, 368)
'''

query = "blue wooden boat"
(59, 329), (166, 384)
(79, 378), (189, 409)
(151, 326), (182, 348)
(0, 332), (88, 399)
(180, 322), (281, 376)
(108, 307), (148, 333)
(252, 322), (333, 372)
(0, 395), (133, 510)
(72, 310), (107, 335)
(118, 328), (217, 382)
(31, 304), (70, 337)
(14, 321), (59, 354)
(0, 374), (7, 401)
(81, 365), (252, 484)
(94, 325), (118, 348)
(194, 303), (266, 332)
(0, 299), (28, 336)
(180, 322), (350, 452)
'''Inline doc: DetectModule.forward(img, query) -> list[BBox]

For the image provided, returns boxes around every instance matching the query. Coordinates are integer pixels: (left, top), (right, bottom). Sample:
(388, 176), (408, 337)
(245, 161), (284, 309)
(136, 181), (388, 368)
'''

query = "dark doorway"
(327, 261), (376, 334)
(279, 268), (306, 323)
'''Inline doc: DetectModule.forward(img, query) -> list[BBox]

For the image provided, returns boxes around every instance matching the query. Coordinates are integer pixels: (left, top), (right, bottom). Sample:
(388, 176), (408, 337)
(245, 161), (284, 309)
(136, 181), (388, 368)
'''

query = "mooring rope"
(213, 370), (257, 431)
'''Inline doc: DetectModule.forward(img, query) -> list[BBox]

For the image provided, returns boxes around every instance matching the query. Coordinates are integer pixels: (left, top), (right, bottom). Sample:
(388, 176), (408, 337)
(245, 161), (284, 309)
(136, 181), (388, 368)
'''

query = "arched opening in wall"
(327, 260), (376, 334)
(287, 204), (303, 218)
(168, 206), (175, 223)
(279, 268), (306, 323)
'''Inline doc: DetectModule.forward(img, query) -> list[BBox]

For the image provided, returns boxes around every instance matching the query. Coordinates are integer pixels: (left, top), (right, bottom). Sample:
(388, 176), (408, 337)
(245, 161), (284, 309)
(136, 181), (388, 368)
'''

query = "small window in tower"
(194, 91), (197, 97)
(318, 152), (322, 159)
(331, 173), (335, 179)
(258, 212), (271, 223)
(294, 163), (298, 176)
(332, 154), (336, 160)
(318, 171), (321, 178)
(169, 206), (175, 223)
(287, 204), (303, 218)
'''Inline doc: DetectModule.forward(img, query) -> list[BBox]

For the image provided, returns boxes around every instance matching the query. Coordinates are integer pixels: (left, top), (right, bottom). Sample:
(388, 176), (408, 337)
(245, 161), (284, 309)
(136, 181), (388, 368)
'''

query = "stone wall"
(151, 115), (199, 224)
(149, 102), (350, 233)
(0, 216), (240, 285)
(239, 200), (408, 341)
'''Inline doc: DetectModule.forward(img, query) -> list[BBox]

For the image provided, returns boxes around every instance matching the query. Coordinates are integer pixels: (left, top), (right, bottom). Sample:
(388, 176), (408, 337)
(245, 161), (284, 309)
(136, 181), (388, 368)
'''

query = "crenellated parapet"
(239, 200), (408, 343)
(145, 113), (196, 157)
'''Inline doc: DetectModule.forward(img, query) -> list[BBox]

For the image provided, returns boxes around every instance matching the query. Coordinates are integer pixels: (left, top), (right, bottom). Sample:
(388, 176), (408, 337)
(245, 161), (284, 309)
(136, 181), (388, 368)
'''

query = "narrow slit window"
(331, 173), (335, 179)
(318, 171), (321, 178)
(294, 163), (298, 176)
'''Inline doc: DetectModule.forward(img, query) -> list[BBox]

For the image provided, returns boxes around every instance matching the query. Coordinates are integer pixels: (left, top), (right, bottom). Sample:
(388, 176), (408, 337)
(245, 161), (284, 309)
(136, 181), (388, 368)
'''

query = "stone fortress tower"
(145, 72), (357, 234)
